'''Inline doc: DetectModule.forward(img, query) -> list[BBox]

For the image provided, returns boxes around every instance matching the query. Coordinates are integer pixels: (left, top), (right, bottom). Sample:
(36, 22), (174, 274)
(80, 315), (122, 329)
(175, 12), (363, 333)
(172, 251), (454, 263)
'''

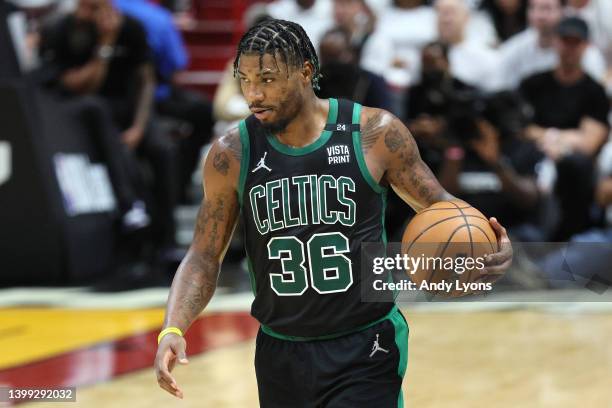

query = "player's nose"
(245, 85), (265, 105)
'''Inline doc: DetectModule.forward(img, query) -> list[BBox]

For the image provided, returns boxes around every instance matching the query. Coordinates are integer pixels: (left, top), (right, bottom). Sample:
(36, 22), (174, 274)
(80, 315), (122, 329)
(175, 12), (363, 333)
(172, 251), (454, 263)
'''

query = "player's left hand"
(479, 217), (513, 283)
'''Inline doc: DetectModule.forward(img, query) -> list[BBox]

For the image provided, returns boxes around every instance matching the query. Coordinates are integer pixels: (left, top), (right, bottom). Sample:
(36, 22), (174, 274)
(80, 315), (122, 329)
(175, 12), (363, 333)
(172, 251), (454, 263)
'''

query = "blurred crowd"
(5, 0), (612, 283)
(251, 0), (612, 248)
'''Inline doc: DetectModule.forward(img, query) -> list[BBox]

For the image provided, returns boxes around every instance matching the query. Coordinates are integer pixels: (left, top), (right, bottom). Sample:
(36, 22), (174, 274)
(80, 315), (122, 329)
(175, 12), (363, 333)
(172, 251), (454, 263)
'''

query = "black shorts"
(255, 307), (409, 408)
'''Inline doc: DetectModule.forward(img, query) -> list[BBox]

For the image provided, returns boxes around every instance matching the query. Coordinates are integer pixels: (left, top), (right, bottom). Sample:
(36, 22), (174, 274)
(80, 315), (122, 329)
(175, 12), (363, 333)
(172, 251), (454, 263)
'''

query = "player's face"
(238, 52), (306, 133)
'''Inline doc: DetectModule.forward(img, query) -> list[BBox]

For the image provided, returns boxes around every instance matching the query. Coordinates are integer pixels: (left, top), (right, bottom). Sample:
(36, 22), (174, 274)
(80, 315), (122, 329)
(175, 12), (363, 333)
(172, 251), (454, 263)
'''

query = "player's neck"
(273, 94), (329, 148)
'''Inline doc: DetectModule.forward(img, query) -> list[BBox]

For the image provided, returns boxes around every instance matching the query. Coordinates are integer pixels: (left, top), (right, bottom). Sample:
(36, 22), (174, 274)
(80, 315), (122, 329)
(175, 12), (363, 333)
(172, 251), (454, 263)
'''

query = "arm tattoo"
(176, 252), (217, 327)
(226, 130), (242, 162)
(384, 124), (405, 153)
(170, 196), (228, 328)
(213, 152), (230, 175)
(194, 197), (225, 234)
(361, 111), (385, 153)
(195, 196), (226, 257)
(386, 117), (448, 207)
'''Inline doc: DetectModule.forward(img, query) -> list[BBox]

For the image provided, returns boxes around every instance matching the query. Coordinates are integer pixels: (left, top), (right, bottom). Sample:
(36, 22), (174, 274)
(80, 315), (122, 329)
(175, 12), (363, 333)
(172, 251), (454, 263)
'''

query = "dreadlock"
(233, 19), (322, 90)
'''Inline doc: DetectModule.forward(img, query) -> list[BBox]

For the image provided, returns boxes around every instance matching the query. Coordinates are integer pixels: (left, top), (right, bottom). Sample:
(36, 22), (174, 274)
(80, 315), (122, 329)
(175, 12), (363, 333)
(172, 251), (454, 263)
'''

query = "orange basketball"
(401, 200), (499, 298)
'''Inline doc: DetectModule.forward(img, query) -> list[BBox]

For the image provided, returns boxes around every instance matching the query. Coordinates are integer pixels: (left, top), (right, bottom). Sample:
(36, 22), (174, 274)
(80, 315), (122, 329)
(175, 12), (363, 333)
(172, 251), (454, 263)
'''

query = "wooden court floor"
(18, 309), (612, 408)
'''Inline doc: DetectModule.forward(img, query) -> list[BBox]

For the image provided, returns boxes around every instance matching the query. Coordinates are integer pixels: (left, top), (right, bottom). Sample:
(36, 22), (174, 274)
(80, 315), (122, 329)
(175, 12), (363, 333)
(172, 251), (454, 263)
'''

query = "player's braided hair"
(233, 19), (322, 90)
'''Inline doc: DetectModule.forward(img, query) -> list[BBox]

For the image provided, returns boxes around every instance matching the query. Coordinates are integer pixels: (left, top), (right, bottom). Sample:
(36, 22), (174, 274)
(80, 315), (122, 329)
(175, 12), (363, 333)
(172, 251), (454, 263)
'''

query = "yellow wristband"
(157, 327), (183, 344)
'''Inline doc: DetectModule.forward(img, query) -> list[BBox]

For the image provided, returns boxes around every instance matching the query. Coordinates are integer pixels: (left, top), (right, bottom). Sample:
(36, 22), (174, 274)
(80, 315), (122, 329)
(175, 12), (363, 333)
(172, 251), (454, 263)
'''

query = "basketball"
(401, 200), (499, 297)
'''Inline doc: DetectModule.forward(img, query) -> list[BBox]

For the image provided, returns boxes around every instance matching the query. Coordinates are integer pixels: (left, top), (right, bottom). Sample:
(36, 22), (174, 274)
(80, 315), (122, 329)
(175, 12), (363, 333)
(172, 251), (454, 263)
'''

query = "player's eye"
(263, 78), (274, 83)
(240, 77), (249, 83)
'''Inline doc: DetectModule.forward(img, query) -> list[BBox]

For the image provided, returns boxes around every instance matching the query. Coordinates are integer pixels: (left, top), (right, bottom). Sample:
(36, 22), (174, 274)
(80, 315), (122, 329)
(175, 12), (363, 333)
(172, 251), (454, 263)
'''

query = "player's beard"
(260, 90), (302, 134)
(261, 115), (293, 134)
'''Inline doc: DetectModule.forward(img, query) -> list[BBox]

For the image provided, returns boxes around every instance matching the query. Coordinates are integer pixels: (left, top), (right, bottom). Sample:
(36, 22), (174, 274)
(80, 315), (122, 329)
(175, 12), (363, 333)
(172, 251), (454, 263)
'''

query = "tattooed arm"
(155, 128), (242, 399)
(360, 107), (512, 276)
(360, 107), (455, 211)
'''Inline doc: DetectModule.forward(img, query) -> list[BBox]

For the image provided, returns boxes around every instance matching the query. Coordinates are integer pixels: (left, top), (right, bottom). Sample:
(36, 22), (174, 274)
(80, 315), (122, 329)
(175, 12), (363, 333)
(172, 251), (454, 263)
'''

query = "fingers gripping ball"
(401, 200), (499, 298)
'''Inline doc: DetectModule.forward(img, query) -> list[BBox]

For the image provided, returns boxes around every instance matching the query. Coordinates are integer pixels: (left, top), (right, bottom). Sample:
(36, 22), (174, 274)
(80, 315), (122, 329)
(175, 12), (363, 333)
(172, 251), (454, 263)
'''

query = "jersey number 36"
(267, 232), (353, 296)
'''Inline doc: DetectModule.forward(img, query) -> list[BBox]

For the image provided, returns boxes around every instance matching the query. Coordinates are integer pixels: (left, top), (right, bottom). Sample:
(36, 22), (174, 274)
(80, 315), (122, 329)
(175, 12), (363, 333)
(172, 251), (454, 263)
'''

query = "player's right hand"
(154, 334), (189, 399)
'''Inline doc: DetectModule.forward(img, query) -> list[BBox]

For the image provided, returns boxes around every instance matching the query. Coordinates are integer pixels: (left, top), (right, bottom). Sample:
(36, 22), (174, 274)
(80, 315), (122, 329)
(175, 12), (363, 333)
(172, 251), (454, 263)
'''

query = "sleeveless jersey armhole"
(237, 120), (250, 206)
(351, 103), (386, 194)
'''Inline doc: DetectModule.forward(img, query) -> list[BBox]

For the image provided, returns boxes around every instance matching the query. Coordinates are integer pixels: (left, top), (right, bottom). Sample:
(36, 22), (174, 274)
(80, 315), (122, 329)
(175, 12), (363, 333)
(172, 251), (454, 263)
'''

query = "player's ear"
(301, 60), (314, 85)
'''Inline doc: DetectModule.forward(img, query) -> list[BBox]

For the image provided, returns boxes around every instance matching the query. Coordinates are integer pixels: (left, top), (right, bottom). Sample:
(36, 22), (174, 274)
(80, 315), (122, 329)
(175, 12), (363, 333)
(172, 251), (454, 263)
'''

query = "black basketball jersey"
(237, 98), (392, 339)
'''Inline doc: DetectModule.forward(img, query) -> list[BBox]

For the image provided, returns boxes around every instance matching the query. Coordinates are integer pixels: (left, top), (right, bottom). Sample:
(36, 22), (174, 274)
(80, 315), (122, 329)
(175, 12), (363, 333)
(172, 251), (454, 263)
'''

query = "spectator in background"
(405, 41), (476, 170)
(405, 41), (542, 239)
(213, 63), (251, 132)
(480, 0), (527, 41)
(159, 0), (191, 13)
(537, 150), (612, 288)
(436, 91), (544, 240)
(520, 16), (610, 240)
(565, 0), (612, 92)
(496, 0), (606, 90)
(460, 0), (500, 48)
(115, 0), (213, 204)
(372, 0), (498, 88)
(316, 27), (391, 109)
(370, 0), (436, 88)
(61, 95), (151, 232)
(266, 0), (334, 50)
(332, 0), (373, 56)
(332, 0), (391, 75)
(40, 0), (178, 253)
(435, 0), (500, 91)
(212, 5), (269, 135)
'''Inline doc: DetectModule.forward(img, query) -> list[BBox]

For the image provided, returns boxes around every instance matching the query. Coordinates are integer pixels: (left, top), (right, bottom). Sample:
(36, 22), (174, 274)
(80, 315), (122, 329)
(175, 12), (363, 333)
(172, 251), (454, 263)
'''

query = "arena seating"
(176, 0), (270, 97)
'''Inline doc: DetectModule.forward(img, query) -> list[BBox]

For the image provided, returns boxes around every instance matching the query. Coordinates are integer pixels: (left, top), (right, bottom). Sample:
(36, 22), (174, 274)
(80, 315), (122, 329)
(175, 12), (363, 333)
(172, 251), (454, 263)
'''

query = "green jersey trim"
(265, 98), (338, 156)
(260, 305), (398, 341)
(381, 189), (388, 245)
(351, 103), (386, 194)
(246, 255), (257, 295)
(391, 309), (409, 408)
(237, 120), (250, 206)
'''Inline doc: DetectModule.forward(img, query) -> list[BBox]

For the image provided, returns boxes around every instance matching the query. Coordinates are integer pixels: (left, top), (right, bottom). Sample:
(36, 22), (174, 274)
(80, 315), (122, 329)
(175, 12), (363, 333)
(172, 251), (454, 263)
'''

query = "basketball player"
(154, 19), (513, 406)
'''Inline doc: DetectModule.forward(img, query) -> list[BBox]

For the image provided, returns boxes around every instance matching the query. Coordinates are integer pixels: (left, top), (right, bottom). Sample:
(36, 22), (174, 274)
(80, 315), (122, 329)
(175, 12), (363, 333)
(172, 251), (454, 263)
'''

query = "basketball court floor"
(2, 286), (612, 408)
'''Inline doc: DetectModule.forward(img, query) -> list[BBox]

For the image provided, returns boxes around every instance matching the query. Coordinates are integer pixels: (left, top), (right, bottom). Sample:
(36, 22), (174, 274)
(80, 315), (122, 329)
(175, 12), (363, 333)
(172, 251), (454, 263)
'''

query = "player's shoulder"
(359, 106), (398, 133)
(213, 125), (242, 163)
(357, 105), (411, 158)
(358, 105), (405, 143)
(203, 125), (243, 184)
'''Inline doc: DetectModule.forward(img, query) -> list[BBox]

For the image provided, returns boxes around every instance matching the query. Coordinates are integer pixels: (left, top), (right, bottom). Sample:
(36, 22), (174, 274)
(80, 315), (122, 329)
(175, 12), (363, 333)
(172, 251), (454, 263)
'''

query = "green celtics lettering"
(249, 175), (356, 235)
